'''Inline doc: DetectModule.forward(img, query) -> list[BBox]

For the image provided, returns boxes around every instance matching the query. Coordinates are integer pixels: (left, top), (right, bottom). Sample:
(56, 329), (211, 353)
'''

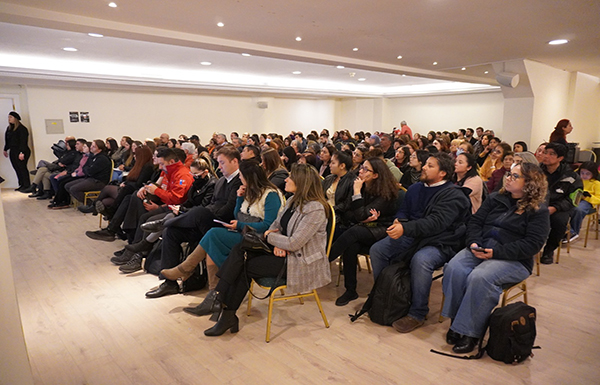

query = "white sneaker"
(569, 234), (579, 242)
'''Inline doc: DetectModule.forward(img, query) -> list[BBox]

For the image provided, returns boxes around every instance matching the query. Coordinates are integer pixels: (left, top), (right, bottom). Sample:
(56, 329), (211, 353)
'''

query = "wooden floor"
(3, 189), (600, 385)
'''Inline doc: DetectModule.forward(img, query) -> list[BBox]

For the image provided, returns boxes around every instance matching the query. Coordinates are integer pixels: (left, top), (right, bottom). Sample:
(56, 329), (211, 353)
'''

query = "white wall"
(24, 86), (336, 163)
(567, 72), (600, 148)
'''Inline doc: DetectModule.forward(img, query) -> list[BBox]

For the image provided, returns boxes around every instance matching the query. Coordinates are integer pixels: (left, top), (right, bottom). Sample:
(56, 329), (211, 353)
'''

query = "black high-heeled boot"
(204, 309), (239, 336)
(183, 290), (222, 316)
(125, 239), (154, 253)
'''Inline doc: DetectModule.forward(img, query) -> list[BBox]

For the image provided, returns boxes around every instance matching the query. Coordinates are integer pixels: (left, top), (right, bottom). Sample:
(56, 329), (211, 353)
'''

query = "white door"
(0, 96), (20, 188)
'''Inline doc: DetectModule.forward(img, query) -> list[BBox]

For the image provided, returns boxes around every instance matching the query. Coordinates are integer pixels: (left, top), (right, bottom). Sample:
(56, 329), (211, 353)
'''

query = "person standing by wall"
(3, 111), (31, 191)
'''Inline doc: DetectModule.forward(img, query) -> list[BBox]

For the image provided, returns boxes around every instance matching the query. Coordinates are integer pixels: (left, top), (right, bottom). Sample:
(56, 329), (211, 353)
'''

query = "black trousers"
(159, 206), (216, 270)
(543, 210), (571, 256)
(121, 194), (166, 244)
(107, 194), (131, 233)
(131, 206), (169, 244)
(215, 243), (287, 311)
(53, 175), (82, 204)
(9, 149), (30, 188)
(328, 224), (378, 291)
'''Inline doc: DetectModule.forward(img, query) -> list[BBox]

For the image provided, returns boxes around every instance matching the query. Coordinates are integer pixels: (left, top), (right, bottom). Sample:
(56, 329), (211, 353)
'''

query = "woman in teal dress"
(161, 160), (284, 292)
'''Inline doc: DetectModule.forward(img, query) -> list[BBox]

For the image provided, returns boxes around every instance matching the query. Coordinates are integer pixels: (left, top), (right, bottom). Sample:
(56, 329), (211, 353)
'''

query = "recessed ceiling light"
(352, 48), (359, 51)
(241, 53), (251, 57)
(200, 61), (212, 66)
(295, 37), (302, 42)
(397, 55), (403, 59)
(548, 39), (568, 45)
(433, 62), (438, 65)
(484, 71), (489, 74)
(88, 33), (103, 38)
(402, 74), (406, 77)
(292, 71), (301, 75)
(217, 22), (224, 27)
(108, 2), (117, 8)
(336, 65), (345, 69)
(358, 78), (366, 81)
(461, 67), (466, 71)
(63, 47), (78, 52)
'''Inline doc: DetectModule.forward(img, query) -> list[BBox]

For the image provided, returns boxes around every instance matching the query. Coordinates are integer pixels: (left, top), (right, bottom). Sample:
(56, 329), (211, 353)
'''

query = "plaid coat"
(267, 200), (331, 293)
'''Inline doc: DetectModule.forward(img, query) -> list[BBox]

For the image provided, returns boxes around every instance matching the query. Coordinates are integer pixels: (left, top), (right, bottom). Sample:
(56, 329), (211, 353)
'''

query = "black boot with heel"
(204, 309), (239, 336)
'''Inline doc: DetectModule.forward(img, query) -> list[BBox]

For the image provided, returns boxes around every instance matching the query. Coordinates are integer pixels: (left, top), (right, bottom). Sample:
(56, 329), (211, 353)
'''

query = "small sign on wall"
(45, 119), (65, 134)
(80, 112), (90, 123)
(69, 111), (79, 123)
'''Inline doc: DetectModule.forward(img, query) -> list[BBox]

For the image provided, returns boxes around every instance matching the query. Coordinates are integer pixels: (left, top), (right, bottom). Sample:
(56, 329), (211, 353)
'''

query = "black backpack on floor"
(431, 301), (538, 363)
(486, 301), (537, 364)
(350, 261), (411, 326)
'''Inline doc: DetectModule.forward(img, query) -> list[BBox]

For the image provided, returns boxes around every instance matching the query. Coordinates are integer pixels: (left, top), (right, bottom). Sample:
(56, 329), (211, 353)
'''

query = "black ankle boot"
(183, 290), (222, 316)
(125, 239), (154, 253)
(204, 309), (239, 336)
(28, 186), (43, 198)
(453, 336), (479, 354)
(37, 191), (53, 200)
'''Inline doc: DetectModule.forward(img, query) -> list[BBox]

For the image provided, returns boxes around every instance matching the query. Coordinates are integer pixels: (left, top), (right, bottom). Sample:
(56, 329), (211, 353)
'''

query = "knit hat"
(9, 111), (21, 120)
(369, 134), (381, 145)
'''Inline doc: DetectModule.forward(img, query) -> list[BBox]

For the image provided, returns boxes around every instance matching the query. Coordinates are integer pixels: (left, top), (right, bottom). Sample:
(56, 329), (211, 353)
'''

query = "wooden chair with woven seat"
(246, 204), (335, 342)
(556, 189), (585, 264)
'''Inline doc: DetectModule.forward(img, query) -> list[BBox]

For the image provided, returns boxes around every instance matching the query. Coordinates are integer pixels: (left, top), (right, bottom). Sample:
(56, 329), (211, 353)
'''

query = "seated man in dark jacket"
(65, 139), (112, 203)
(539, 142), (583, 264)
(143, 145), (242, 298)
(369, 152), (471, 333)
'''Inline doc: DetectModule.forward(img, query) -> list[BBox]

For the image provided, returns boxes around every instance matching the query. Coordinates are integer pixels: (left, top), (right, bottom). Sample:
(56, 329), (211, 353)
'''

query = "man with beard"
(369, 152), (471, 333)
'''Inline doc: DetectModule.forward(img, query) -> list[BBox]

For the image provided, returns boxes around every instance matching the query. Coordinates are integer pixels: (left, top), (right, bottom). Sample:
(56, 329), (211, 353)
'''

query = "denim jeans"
(570, 200), (596, 236)
(441, 248), (530, 338)
(369, 235), (414, 279)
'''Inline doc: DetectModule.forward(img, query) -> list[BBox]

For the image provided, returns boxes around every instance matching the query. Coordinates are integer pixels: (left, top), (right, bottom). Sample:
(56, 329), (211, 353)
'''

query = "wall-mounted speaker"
(496, 72), (520, 88)
(257, 101), (268, 109)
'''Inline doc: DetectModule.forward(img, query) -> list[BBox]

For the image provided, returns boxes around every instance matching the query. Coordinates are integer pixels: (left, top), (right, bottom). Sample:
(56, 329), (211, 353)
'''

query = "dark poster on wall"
(69, 111), (79, 122)
(80, 112), (90, 123)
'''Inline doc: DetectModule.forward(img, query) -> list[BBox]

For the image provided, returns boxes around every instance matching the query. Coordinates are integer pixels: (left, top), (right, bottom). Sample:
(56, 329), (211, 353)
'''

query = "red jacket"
(154, 161), (193, 205)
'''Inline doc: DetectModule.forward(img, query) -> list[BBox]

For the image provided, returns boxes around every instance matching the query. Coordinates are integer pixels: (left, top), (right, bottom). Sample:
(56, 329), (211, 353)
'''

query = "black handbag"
(239, 226), (273, 254)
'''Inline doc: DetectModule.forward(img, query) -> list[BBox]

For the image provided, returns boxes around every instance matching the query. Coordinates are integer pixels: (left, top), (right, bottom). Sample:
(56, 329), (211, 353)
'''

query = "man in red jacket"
(86, 147), (193, 242)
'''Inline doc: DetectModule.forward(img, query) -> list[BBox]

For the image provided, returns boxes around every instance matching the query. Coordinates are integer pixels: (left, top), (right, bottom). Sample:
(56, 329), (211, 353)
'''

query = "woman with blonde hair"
(442, 162), (550, 353)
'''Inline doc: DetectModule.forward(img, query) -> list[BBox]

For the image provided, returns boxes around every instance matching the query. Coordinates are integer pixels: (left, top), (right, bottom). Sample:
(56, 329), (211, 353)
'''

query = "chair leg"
(365, 254), (372, 274)
(313, 290), (330, 328)
(247, 281), (254, 316)
(535, 251), (540, 276)
(336, 259), (342, 287)
(266, 290), (277, 343)
(438, 293), (446, 323)
(522, 282), (528, 305)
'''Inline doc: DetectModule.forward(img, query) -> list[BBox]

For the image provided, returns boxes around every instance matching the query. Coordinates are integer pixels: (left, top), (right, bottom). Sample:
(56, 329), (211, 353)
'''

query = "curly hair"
(500, 163), (548, 212)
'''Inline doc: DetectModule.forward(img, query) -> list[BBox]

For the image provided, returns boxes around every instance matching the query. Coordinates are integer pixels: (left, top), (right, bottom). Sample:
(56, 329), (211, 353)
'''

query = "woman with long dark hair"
(453, 153), (484, 213)
(549, 119), (572, 145)
(442, 163), (549, 353)
(4, 111), (31, 190)
(319, 144), (336, 177)
(328, 157), (399, 306)
(323, 150), (355, 232)
(187, 163), (331, 337)
(395, 145), (411, 175)
(400, 149), (429, 189)
(261, 148), (289, 192)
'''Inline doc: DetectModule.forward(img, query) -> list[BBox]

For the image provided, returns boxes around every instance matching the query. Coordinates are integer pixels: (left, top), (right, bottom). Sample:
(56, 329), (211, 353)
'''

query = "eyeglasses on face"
(506, 173), (522, 180)
(360, 165), (373, 173)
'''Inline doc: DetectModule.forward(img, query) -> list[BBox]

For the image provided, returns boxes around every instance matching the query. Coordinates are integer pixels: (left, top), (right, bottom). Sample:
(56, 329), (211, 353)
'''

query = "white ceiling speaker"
(257, 101), (268, 109)
(496, 72), (520, 88)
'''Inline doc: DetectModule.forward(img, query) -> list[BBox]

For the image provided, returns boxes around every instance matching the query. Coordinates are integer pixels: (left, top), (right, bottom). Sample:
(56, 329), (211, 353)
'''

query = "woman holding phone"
(441, 163), (549, 353)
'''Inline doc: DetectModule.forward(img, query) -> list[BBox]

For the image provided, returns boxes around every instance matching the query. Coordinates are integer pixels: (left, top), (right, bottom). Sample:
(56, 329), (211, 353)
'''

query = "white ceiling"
(0, 0), (599, 97)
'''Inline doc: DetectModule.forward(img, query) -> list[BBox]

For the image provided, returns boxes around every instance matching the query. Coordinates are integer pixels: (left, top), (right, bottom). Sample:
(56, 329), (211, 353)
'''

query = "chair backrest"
(325, 204), (336, 258)
(577, 149), (597, 163)
(108, 159), (116, 183)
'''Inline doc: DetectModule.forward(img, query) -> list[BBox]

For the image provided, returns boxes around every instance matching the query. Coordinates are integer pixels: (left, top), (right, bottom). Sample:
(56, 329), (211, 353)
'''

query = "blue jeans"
(370, 236), (446, 321)
(369, 235), (414, 279)
(570, 200), (595, 235)
(441, 248), (530, 338)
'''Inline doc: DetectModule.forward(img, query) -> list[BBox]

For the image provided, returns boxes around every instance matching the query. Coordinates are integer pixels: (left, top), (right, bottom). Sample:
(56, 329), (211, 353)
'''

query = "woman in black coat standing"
(3, 111), (31, 191)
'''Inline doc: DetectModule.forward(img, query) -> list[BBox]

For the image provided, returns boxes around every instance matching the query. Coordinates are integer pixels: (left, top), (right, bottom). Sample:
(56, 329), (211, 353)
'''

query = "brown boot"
(207, 261), (220, 291)
(160, 245), (206, 281)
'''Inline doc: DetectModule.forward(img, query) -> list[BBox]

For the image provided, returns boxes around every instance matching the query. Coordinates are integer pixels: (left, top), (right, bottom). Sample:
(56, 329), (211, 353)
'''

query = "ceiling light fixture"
(241, 53), (251, 57)
(358, 78), (366, 81)
(484, 71), (489, 74)
(62, 47), (78, 52)
(548, 39), (568, 45)
(336, 65), (345, 69)
(217, 22), (224, 27)
(433, 62), (438, 65)
(461, 67), (466, 71)
(292, 71), (301, 75)
(295, 37), (302, 42)
(402, 74), (406, 77)
(352, 48), (359, 51)
(200, 61), (212, 66)
(108, 2), (117, 8)
(397, 55), (403, 59)
(88, 33), (104, 38)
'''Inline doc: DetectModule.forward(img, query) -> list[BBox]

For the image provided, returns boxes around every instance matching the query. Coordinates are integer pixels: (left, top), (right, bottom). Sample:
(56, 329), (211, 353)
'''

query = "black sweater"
(83, 152), (112, 183)
(4, 124), (30, 153)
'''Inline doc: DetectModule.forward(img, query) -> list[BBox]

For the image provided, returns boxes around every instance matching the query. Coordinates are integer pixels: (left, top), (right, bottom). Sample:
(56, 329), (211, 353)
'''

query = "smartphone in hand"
(470, 246), (486, 252)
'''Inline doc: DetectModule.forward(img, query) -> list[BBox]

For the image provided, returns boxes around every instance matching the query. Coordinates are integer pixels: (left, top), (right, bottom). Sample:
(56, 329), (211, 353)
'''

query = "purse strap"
(243, 251), (287, 300)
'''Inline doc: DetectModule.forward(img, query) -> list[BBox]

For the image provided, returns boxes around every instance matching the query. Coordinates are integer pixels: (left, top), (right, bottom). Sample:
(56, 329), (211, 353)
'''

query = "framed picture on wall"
(80, 112), (90, 123)
(69, 111), (79, 122)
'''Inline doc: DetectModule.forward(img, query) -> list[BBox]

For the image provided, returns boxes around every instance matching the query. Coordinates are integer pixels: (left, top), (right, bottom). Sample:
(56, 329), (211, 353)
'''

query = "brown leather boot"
(160, 244), (207, 281)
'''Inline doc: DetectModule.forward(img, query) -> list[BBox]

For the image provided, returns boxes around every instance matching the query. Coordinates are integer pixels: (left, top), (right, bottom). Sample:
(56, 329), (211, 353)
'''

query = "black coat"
(322, 172), (355, 226)
(183, 175), (217, 209)
(467, 192), (550, 273)
(4, 124), (30, 153)
(269, 168), (289, 193)
(542, 162), (583, 213)
(348, 187), (397, 239)
(206, 174), (243, 222)
(83, 152), (112, 183)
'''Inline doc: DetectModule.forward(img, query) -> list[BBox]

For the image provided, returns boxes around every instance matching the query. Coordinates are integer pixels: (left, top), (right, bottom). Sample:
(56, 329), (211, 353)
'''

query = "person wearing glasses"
(479, 142), (511, 182)
(328, 157), (399, 306)
(441, 163), (550, 354)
